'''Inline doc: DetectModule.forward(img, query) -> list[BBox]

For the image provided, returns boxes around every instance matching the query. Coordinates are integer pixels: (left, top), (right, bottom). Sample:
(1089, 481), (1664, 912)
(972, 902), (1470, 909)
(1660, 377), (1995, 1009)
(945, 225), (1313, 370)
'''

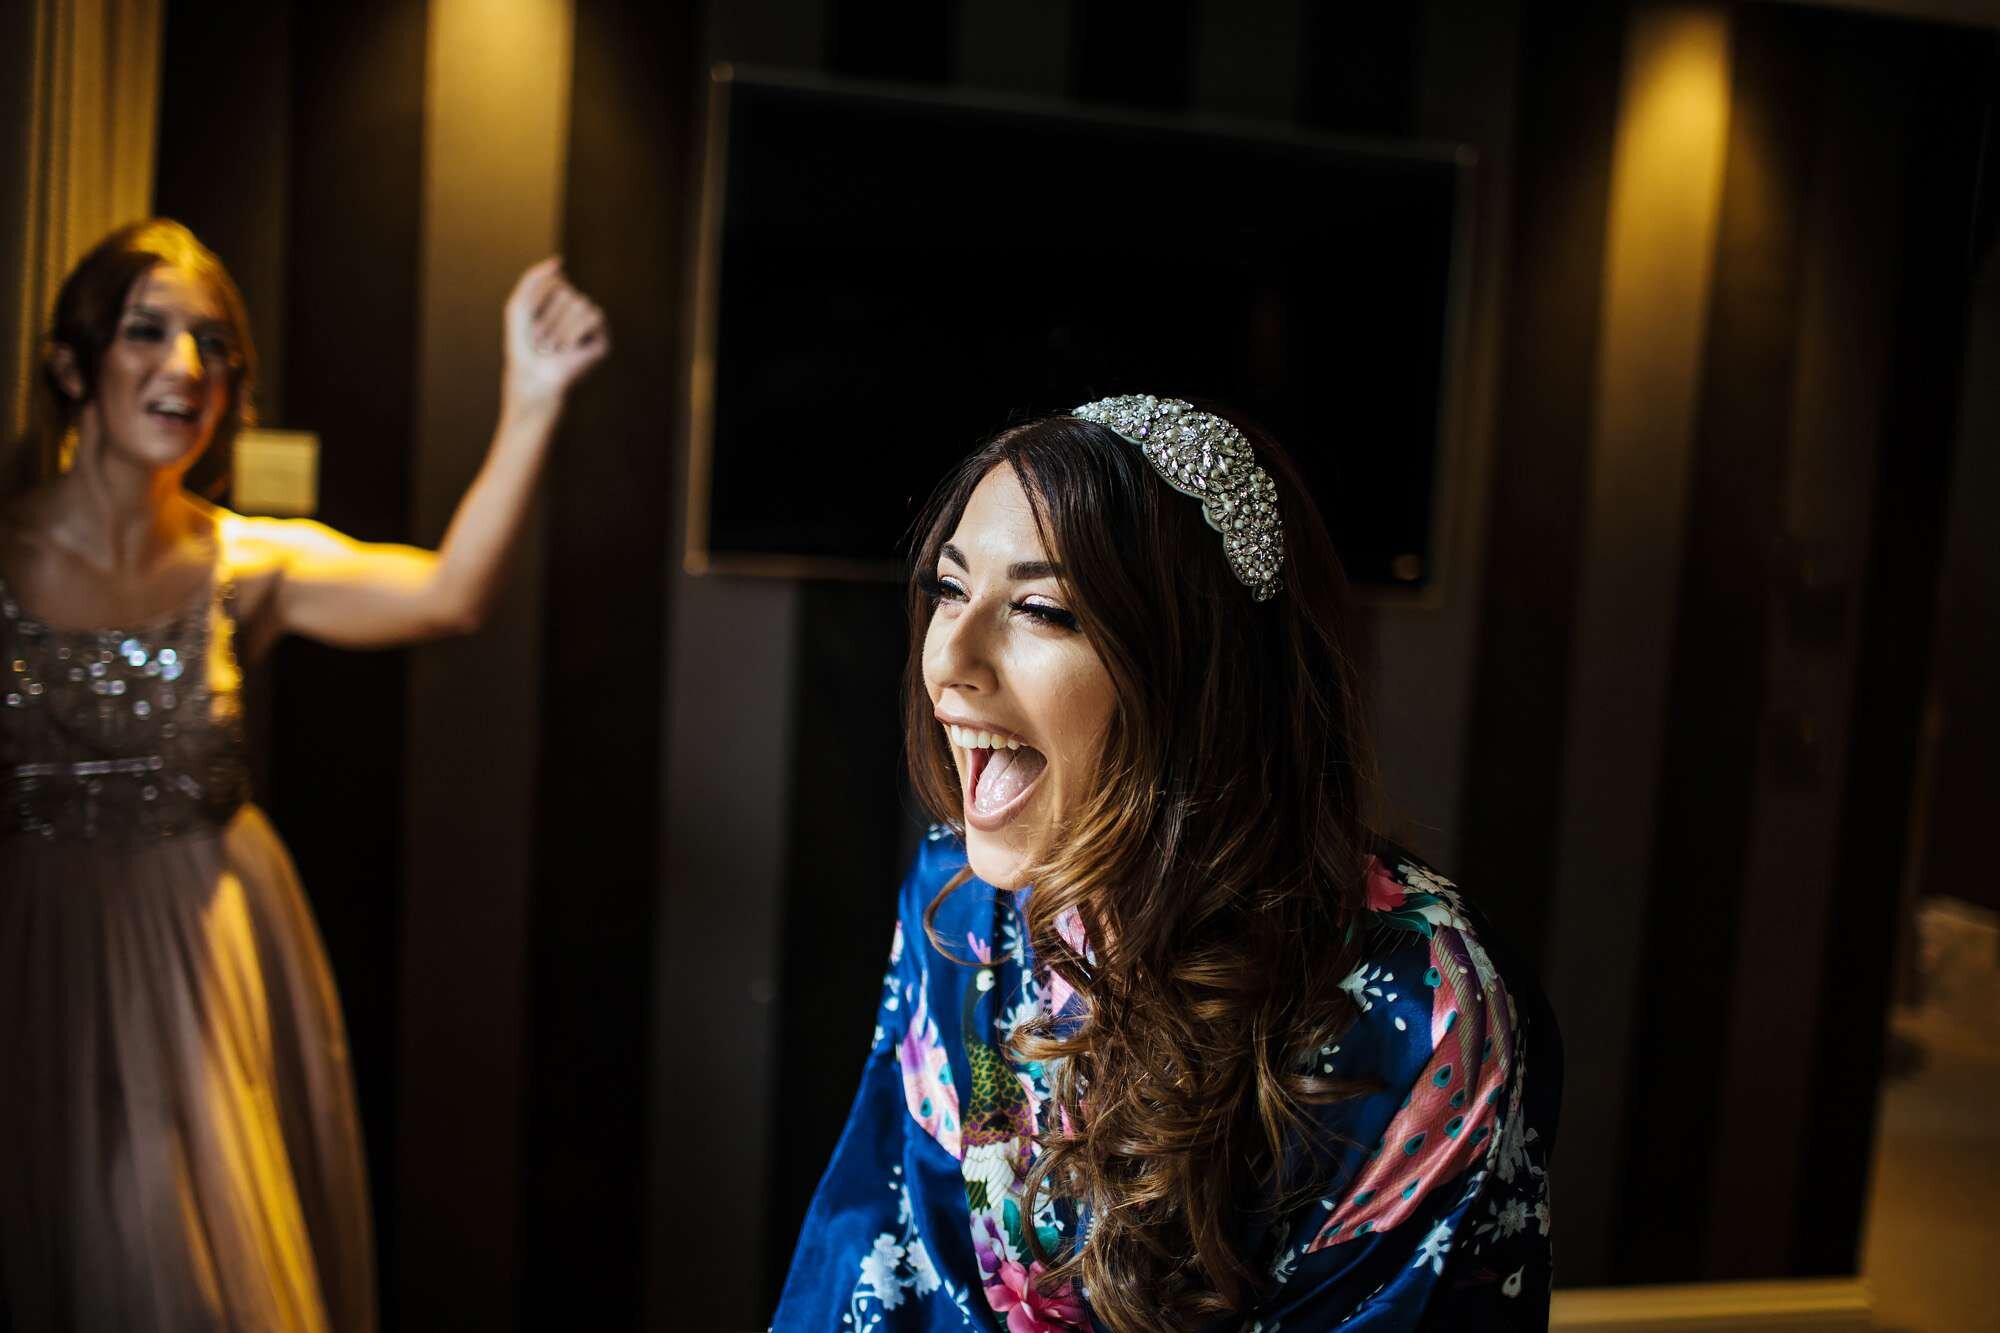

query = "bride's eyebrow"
(124, 304), (226, 331)
(937, 544), (1063, 582)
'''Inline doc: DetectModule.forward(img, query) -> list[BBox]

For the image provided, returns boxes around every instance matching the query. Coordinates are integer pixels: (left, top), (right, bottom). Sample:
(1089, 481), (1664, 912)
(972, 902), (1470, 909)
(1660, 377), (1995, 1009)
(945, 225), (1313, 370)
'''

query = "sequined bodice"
(1, 569), (250, 843)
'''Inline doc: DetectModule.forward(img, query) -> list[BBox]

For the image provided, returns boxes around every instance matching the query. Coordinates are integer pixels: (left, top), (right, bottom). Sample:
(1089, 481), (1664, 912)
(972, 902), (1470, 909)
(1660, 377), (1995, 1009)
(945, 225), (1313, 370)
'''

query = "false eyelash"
(1016, 601), (1080, 632)
(919, 574), (1080, 632)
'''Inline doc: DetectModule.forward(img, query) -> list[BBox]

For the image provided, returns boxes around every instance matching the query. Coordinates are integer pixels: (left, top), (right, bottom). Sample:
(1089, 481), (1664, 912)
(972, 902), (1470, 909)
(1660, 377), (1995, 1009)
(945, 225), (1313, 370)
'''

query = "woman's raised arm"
(245, 257), (606, 650)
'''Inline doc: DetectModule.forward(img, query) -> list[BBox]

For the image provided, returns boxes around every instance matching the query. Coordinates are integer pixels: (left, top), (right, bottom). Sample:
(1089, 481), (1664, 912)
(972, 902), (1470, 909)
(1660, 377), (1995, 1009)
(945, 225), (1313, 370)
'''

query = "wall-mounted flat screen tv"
(689, 66), (1472, 594)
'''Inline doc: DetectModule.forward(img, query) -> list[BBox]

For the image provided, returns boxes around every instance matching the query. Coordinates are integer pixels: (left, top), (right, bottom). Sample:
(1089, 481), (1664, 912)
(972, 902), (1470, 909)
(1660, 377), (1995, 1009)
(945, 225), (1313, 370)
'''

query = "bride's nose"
(928, 599), (1001, 695)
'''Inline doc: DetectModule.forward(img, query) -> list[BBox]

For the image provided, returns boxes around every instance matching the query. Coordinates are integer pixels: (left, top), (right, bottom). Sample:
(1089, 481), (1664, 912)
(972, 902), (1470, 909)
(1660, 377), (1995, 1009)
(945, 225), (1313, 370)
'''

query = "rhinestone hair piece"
(1071, 394), (1286, 601)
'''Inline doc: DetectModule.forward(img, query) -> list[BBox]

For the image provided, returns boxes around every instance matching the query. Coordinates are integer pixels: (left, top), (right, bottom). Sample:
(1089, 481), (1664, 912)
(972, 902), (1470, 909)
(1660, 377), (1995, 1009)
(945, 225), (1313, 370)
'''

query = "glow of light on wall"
(1558, 8), (1732, 1276)
(1628, 11), (1732, 175)
(1597, 6), (1732, 453)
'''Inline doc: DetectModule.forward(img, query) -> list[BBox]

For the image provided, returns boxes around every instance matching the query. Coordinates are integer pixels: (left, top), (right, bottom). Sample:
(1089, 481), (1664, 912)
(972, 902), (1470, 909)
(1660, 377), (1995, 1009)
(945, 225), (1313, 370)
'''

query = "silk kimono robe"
(775, 829), (1560, 1331)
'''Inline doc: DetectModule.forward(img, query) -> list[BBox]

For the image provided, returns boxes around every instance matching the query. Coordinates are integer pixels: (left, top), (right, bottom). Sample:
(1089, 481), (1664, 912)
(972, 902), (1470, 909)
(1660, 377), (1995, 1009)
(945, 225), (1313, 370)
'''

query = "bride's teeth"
(944, 724), (1028, 750)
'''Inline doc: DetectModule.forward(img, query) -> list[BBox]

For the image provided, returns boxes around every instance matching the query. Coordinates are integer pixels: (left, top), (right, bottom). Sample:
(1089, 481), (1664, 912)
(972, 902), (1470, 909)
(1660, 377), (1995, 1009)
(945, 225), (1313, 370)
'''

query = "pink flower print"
(1365, 855), (1408, 912)
(1044, 972), (1075, 1022)
(1041, 907), (1091, 1019)
(968, 931), (994, 965)
(1054, 907), (1090, 958)
(897, 976), (962, 1156)
(973, 1215), (1008, 1274)
(982, 1257), (1087, 1333)
(975, 1218), (1080, 1329)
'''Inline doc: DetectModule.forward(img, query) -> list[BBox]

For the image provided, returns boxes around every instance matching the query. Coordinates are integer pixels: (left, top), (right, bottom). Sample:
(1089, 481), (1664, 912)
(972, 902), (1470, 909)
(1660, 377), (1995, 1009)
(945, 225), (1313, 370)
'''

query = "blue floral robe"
(774, 829), (1561, 1331)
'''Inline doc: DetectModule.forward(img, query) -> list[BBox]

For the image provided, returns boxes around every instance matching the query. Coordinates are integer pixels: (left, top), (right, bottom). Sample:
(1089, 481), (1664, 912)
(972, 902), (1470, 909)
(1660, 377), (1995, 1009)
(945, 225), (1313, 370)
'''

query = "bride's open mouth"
(943, 722), (1048, 832)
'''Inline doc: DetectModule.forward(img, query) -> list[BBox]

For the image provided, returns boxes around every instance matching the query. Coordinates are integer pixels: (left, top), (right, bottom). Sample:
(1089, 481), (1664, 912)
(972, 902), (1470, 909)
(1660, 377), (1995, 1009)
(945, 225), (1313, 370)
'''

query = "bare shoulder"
(213, 507), (353, 572)
(207, 507), (343, 630)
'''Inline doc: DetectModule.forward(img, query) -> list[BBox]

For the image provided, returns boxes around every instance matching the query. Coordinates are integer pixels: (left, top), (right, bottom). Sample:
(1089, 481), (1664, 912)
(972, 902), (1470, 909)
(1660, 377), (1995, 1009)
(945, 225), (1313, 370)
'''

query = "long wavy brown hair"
(903, 411), (1381, 1329)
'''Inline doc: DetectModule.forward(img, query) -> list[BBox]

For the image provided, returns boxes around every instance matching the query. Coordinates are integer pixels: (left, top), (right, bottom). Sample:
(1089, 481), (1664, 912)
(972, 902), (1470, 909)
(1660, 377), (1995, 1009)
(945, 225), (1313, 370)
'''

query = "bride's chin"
(964, 830), (1032, 891)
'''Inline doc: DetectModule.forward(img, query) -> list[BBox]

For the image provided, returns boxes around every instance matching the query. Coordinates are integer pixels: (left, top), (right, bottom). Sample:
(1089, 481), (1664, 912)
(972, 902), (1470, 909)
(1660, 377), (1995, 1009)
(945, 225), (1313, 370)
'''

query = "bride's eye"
(1015, 598), (1079, 632)
(923, 574), (968, 604)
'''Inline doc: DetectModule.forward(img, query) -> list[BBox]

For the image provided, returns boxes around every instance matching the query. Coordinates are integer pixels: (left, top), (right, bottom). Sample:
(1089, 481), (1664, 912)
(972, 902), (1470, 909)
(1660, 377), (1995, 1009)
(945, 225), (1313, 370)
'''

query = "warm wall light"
(1556, 0), (1732, 1284)
(1596, 6), (1731, 458)
(1635, 14), (1732, 159)
(232, 428), (320, 516)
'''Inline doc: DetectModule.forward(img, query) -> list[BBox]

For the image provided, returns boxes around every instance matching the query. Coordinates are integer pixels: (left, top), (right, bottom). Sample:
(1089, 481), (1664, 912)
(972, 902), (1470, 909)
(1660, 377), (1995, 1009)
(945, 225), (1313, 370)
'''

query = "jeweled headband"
(1071, 395), (1286, 601)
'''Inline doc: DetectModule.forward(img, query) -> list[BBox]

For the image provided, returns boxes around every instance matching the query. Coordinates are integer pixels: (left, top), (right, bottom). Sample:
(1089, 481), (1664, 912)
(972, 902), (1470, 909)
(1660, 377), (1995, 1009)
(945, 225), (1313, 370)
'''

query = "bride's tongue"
(973, 745), (1047, 815)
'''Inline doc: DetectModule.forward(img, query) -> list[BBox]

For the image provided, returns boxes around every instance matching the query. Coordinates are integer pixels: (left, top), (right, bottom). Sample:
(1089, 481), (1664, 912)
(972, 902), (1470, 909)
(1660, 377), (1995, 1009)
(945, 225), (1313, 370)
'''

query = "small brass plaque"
(232, 429), (319, 517)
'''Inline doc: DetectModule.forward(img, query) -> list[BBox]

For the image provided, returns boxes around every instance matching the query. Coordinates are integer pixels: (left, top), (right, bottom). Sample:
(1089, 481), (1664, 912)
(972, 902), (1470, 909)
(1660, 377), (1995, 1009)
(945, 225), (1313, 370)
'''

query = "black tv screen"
(692, 67), (1470, 592)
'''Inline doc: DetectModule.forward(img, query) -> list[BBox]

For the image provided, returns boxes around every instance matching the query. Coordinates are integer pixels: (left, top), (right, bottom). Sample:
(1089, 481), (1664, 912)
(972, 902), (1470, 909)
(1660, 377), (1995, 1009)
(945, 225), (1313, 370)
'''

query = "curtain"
(0, 0), (163, 451)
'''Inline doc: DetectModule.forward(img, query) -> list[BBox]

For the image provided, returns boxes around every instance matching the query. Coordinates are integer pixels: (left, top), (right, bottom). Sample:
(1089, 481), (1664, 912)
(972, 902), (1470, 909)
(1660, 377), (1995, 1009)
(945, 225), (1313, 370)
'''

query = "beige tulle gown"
(0, 557), (374, 1331)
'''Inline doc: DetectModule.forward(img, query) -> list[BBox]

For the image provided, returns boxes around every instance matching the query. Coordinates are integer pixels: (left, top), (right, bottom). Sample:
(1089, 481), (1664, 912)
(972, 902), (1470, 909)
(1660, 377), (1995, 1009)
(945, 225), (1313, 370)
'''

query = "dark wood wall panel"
(1696, 11), (1911, 1282)
(518, 1), (701, 1327)
(1456, 0), (1627, 974)
(1920, 38), (2000, 918)
(1792, 21), (1994, 1279)
(154, 6), (294, 424)
(282, 4), (430, 1318)
(1612, 4), (1826, 1281)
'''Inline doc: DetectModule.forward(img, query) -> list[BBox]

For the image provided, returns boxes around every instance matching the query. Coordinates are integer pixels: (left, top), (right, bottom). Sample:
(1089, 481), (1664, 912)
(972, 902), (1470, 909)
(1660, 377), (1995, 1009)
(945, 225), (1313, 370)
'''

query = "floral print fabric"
(773, 831), (1561, 1330)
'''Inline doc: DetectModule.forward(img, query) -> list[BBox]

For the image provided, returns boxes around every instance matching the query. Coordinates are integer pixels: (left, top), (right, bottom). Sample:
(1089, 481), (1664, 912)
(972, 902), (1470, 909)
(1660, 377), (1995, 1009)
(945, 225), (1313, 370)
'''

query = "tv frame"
(684, 62), (1478, 608)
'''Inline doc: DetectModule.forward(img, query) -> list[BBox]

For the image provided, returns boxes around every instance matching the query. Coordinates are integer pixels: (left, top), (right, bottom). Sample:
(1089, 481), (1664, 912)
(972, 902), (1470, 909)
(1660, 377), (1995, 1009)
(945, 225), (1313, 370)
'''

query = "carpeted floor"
(1862, 897), (2000, 1333)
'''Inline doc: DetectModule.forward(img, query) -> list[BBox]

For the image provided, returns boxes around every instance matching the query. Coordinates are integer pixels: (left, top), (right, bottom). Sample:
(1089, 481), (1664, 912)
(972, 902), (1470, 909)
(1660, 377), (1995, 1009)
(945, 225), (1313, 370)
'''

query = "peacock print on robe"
(772, 829), (1561, 1331)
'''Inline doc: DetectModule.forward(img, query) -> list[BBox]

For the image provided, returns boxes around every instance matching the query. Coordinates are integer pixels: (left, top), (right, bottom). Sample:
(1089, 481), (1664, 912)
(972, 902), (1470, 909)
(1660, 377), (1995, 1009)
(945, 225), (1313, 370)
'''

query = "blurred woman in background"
(0, 219), (605, 1331)
(776, 398), (1560, 1331)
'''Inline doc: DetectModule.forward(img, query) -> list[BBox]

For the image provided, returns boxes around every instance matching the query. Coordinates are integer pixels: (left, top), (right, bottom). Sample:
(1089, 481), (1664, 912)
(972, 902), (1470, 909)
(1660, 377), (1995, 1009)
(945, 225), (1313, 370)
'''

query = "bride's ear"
(45, 341), (84, 401)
